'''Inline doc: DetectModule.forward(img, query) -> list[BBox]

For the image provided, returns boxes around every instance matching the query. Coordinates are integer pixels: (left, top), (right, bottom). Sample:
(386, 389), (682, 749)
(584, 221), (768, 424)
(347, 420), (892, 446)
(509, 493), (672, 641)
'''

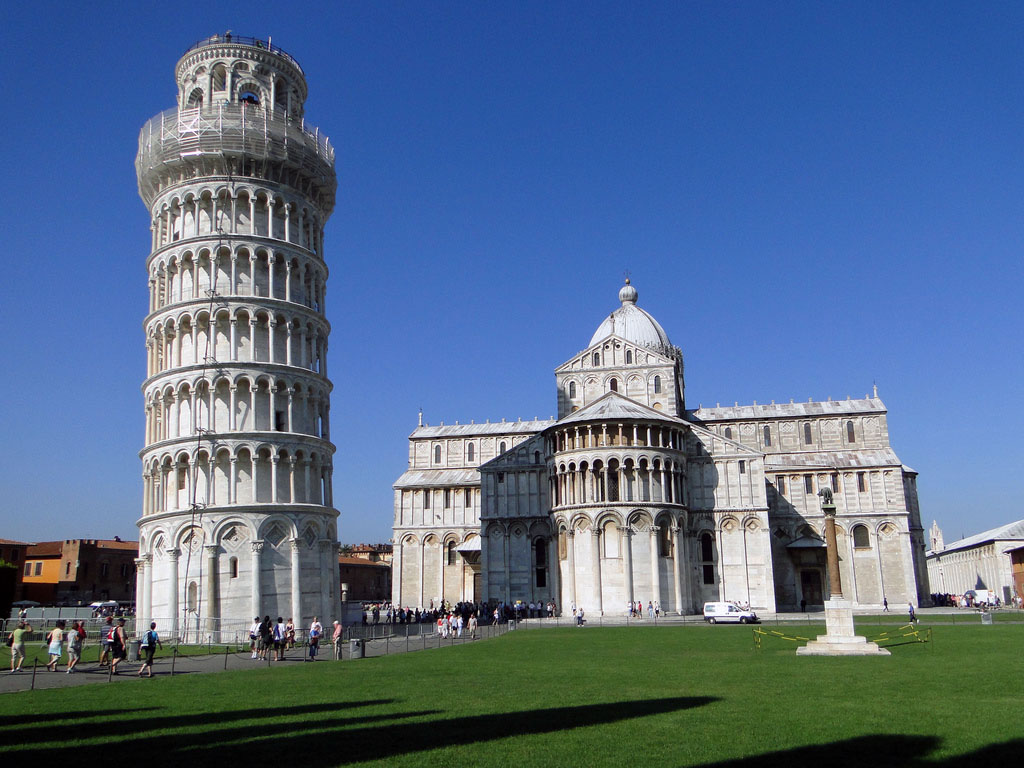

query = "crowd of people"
(6, 615), (143, 675)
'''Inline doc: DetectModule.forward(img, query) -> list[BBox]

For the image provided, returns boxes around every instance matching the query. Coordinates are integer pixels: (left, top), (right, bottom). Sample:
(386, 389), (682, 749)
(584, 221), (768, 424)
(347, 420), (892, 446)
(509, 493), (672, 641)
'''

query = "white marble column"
(204, 545), (218, 637)
(590, 527), (603, 615)
(167, 548), (180, 637)
(566, 530), (577, 609)
(290, 538), (302, 626)
(650, 526), (661, 608)
(672, 525), (684, 614)
(251, 541), (263, 618)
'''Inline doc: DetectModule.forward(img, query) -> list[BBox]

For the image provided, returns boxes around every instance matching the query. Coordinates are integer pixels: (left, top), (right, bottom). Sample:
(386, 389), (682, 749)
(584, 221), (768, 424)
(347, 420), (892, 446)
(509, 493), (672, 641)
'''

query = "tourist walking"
(274, 617), (286, 660)
(8, 621), (31, 672)
(308, 616), (323, 661)
(67, 621), (85, 674)
(98, 615), (113, 666)
(138, 622), (162, 677)
(883, 597), (889, 612)
(45, 621), (65, 671)
(249, 617), (261, 659)
(109, 618), (127, 674)
(908, 603), (917, 624)
(332, 620), (343, 659)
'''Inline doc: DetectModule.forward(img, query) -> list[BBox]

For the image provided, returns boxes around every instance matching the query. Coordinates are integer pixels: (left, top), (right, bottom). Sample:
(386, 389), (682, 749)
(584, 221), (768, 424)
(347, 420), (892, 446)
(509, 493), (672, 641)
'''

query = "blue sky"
(1, 2), (1021, 548)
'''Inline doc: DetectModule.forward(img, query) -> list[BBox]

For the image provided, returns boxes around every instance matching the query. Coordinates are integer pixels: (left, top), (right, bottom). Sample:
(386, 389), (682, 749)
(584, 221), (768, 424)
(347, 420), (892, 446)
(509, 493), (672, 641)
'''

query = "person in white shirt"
(308, 617), (323, 661)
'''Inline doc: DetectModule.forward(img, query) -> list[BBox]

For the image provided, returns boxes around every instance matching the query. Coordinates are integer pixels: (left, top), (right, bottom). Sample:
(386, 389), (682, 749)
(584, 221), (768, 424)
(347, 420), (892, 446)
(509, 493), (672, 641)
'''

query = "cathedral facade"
(392, 282), (929, 614)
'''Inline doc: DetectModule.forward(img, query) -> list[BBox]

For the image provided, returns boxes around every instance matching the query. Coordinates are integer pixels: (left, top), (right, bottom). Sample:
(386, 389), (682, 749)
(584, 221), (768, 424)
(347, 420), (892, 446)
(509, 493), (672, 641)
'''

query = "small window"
(724, 427), (732, 439)
(35, 562), (42, 576)
(433, 445), (441, 464)
(852, 525), (870, 548)
(464, 488), (471, 506)
(763, 426), (771, 447)
(803, 423), (813, 444)
(592, 352), (600, 366)
(777, 476), (786, 495)
(654, 375), (661, 393)
(230, 557), (239, 578)
(846, 421), (855, 443)
(497, 472), (505, 483)
(700, 533), (714, 562)
(423, 490), (431, 510)
(275, 410), (286, 431)
(447, 542), (456, 565)
(804, 475), (813, 494)
(857, 472), (866, 492)
(178, 467), (187, 490)
(702, 564), (715, 585)
(568, 381), (577, 398)
(831, 474), (839, 492)
(609, 378), (618, 393)
(625, 350), (633, 364)
(100, 563), (109, 577)
(499, 441), (507, 454)
(444, 489), (451, 508)
(24, 562), (31, 576)
(534, 451), (541, 464)
(66, 562), (70, 576)
(739, 460), (746, 474)
(467, 443), (475, 462)
(535, 568), (547, 588)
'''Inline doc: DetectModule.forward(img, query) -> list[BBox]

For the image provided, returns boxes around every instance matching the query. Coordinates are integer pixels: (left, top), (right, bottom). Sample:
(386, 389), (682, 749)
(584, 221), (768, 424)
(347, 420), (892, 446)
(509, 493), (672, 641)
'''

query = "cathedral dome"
(589, 280), (673, 352)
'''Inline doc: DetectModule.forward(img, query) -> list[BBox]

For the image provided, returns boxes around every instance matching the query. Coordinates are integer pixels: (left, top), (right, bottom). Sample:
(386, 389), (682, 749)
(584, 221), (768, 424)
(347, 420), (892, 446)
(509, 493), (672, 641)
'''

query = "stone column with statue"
(797, 488), (891, 656)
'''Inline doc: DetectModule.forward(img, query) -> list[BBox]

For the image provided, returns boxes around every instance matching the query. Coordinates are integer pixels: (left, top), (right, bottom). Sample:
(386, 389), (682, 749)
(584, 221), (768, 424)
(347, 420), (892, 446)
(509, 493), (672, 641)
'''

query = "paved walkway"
(0, 627), (496, 695)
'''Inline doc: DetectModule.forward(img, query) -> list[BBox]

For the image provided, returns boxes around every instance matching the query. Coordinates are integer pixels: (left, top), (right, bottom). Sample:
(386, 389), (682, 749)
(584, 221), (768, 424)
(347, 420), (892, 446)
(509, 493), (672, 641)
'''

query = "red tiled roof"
(338, 556), (389, 567)
(0, 538), (33, 546)
(26, 541), (64, 557)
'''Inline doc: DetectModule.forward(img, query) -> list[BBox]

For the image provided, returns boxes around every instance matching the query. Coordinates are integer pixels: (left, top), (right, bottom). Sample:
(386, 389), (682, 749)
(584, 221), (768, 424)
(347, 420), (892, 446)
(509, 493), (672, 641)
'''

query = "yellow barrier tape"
(752, 628), (811, 643)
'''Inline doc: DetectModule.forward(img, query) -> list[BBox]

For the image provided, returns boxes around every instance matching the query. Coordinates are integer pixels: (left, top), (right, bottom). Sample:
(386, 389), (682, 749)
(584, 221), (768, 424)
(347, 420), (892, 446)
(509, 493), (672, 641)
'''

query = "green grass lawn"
(2, 623), (1021, 766)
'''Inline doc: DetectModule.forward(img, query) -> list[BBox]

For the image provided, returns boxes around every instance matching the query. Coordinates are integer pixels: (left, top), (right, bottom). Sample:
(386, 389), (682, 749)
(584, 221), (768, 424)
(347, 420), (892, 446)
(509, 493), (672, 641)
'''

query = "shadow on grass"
(1, 699), (396, 746)
(701, 734), (1024, 768)
(6, 696), (715, 763)
(0, 708), (159, 728)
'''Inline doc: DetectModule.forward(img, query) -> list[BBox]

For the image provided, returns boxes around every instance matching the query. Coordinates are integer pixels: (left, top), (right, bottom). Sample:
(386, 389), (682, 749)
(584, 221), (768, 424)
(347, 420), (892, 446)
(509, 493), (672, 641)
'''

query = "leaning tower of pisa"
(135, 35), (339, 640)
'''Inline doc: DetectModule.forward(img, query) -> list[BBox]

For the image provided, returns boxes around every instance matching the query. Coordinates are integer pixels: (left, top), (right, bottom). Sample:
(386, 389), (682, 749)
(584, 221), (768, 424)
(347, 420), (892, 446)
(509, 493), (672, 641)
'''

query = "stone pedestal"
(797, 599), (891, 656)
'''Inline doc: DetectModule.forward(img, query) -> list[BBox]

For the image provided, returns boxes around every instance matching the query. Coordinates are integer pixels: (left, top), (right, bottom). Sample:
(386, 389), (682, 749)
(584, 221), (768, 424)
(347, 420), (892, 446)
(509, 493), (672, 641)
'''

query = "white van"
(703, 602), (759, 624)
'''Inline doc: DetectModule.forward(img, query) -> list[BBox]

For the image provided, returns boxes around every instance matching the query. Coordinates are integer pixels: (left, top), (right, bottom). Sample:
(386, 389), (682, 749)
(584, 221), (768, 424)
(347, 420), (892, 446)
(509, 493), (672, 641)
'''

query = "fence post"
(224, 645), (230, 670)
(171, 648), (177, 677)
(31, 659), (38, 690)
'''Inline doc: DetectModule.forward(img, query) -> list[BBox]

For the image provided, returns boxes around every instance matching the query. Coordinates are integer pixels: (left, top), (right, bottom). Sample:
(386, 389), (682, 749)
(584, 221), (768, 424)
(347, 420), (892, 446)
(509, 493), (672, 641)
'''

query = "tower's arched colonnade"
(136, 35), (340, 640)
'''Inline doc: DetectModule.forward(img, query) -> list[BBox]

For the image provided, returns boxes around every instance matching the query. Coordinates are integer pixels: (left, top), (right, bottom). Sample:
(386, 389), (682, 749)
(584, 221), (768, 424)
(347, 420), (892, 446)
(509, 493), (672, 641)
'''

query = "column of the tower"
(135, 35), (339, 641)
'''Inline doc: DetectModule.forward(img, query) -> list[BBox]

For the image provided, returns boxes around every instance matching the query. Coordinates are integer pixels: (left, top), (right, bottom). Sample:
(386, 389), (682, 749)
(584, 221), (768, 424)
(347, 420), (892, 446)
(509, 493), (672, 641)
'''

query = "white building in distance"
(927, 520), (1024, 604)
(135, 35), (340, 640)
(393, 281), (929, 614)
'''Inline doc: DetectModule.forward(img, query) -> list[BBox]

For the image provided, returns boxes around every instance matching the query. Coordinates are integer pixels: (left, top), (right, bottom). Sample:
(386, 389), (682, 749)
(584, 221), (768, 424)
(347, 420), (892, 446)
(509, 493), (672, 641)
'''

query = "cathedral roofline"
(763, 448), (903, 471)
(691, 397), (886, 422)
(410, 420), (554, 439)
(552, 391), (688, 428)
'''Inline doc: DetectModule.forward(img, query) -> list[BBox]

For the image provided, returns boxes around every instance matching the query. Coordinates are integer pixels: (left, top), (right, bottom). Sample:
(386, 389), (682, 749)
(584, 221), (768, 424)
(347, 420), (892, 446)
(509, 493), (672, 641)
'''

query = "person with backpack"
(138, 622), (162, 677)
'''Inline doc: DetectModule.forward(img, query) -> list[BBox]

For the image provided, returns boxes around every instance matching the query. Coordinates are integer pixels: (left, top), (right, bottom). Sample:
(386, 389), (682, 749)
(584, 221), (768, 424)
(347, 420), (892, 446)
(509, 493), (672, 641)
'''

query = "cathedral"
(392, 281), (929, 614)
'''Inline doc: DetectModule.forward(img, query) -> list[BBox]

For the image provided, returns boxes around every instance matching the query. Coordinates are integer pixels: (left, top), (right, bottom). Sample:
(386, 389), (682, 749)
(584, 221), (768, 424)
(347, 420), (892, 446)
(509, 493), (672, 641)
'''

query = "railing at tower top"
(136, 103), (336, 207)
(181, 35), (304, 74)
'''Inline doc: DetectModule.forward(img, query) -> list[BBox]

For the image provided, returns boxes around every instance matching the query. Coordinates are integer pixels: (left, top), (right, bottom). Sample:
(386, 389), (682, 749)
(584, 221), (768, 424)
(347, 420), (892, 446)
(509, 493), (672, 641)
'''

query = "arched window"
(803, 423), (813, 444)
(467, 442), (475, 462)
(700, 533), (715, 585)
(777, 476), (786, 495)
(739, 460), (746, 474)
(568, 381), (577, 399)
(592, 352), (600, 366)
(625, 350), (633, 364)
(846, 420), (855, 443)
(229, 557), (238, 578)
(763, 426), (771, 447)
(653, 375), (661, 393)
(534, 538), (548, 587)
(499, 441), (507, 454)
(609, 378), (618, 392)
(433, 445), (441, 464)
(658, 524), (672, 557)
(804, 475), (814, 494)
(724, 427), (733, 439)
(187, 581), (198, 612)
(852, 524), (870, 549)
(534, 450), (541, 464)
(447, 541), (456, 565)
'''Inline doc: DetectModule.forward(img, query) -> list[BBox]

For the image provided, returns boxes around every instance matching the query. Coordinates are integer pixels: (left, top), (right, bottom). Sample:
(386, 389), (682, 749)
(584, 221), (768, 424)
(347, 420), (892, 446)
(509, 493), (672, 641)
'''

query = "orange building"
(338, 555), (392, 602)
(22, 539), (139, 606)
